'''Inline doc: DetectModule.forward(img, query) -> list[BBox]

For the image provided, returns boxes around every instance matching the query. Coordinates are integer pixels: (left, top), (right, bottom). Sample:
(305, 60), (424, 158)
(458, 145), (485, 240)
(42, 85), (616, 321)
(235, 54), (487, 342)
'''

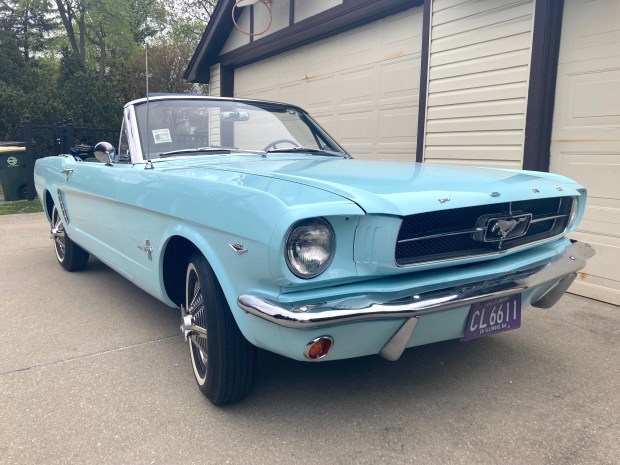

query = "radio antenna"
(145, 42), (153, 169)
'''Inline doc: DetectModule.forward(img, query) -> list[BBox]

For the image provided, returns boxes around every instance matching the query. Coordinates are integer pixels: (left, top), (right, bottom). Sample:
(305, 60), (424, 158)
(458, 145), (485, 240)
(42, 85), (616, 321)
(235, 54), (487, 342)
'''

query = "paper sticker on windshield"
(152, 129), (171, 144)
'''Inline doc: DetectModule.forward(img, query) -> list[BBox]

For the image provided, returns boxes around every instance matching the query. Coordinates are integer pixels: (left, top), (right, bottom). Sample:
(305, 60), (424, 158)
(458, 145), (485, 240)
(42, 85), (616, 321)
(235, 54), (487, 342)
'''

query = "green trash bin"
(0, 142), (28, 201)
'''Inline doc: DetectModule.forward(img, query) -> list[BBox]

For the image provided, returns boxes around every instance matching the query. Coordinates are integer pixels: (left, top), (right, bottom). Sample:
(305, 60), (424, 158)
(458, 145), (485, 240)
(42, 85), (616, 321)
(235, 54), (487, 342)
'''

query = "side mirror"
(94, 141), (115, 165)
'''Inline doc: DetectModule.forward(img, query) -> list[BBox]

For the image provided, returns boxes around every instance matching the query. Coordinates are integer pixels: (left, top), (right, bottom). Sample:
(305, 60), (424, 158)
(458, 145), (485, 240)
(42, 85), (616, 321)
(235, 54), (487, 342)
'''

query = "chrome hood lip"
(160, 156), (584, 216)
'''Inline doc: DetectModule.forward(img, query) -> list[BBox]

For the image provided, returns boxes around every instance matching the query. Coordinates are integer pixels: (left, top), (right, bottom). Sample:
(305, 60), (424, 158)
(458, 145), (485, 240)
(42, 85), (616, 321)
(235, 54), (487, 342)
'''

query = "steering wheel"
(263, 139), (300, 151)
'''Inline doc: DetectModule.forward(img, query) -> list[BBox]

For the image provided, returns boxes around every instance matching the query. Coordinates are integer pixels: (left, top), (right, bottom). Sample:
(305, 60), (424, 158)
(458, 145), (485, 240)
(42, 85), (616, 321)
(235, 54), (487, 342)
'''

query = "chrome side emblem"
(532, 188), (540, 193)
(229, 243), (247, 255)
(57, 189), (70, 224)
(556, 187), (563, 191)
(474, 213), (532, 243)
(438, 198), (450, 203)
(138, 240), (153, 260)
(490, 192), (501, 197)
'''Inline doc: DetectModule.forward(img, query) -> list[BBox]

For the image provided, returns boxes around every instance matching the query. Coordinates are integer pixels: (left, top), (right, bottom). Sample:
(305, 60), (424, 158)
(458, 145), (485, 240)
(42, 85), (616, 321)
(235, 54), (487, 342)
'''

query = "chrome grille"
(395, 196), (574, 266)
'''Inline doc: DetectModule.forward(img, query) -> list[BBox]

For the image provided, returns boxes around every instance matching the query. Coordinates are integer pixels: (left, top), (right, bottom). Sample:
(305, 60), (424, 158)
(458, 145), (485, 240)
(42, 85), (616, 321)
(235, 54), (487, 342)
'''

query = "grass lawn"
(0, 199), (44, 215)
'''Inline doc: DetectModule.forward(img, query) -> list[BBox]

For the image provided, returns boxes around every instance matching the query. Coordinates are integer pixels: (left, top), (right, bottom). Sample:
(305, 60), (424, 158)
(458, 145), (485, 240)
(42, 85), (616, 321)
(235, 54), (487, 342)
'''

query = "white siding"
(423, 0), (534, 168)
(221, 6), (251, 53)
(209, 64), (221, 97)
(550, 0), (620, 305)
(234, 7), (423, 161)
(294, 0), (342, 22)
(208, 64), (221, 146)
(221, 0), (342, 53)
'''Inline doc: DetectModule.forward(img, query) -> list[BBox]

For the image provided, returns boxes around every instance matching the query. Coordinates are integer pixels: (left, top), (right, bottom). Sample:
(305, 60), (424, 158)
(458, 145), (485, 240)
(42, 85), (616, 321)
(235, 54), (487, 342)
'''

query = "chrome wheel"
(49, 202), (89, 271)
(182, 253), (256, 405)
(51, 205), (66, 263)
(185, 262), (209, 386)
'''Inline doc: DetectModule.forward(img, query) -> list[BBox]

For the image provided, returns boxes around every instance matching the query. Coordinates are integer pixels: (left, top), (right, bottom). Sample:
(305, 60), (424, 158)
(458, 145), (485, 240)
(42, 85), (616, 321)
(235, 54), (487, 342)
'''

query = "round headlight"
(567, 197), (579, 230)
(286, 218), (335, 278)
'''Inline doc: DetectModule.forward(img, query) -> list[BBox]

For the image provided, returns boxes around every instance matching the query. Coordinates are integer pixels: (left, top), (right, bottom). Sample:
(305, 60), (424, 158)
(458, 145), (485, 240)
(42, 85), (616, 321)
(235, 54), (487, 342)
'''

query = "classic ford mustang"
(34, 94), (594, 405)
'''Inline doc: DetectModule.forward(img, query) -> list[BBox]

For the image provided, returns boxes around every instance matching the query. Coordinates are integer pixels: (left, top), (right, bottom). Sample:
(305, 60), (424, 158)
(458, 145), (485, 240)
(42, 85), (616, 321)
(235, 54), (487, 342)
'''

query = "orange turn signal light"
(304, 336), (334, 360)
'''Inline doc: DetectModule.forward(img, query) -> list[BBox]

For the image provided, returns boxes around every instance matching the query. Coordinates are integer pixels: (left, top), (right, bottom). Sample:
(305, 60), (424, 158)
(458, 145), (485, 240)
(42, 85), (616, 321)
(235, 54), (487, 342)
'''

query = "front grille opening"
(395, 197), (573, 266)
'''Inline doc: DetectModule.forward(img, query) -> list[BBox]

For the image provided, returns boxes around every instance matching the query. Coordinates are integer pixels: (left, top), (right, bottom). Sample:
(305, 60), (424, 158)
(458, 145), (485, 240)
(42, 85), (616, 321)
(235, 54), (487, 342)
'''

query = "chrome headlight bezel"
(567, 195), (581, 230)
(285, 218), (335, 279)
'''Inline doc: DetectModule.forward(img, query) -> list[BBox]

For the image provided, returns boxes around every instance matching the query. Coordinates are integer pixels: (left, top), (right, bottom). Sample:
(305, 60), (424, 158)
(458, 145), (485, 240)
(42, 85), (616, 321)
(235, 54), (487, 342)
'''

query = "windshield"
(133, 98), (346, 160)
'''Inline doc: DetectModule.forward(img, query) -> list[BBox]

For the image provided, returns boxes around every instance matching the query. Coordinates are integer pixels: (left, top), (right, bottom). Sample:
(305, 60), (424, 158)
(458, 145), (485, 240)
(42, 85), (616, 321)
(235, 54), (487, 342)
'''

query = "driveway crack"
(0, 334), (180, 376)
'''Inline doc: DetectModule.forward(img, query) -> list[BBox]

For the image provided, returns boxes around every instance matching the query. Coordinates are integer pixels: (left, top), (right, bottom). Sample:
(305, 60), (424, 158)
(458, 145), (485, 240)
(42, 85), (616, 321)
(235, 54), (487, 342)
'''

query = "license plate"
(463, 294), (521, 342)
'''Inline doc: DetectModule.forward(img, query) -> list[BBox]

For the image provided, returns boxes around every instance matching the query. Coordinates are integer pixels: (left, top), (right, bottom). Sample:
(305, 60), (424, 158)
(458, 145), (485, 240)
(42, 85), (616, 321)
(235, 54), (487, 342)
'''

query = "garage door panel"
(338, 28), (381, 71)
(559, 0), (620, 63)
(551, 0), (620, 304)
(310, 114), (337, 136)
(235, 7), (422, 160)
(306, 48), (337, 77)
(380, 58), (420, 101)
(570, 231), (620, 306)
(382, 9), (423, 56)
(571, 279), (620, 307)
(553, 61), (620, 141)
(379, 106), (418, 141)
(306, 75), (337, 110)
(550, 148), (620, 197)
(580, 216), (620, 241)
(338, 66), (375, 105)
(274, 84), (306, 108)
(338, 111), (377, 146)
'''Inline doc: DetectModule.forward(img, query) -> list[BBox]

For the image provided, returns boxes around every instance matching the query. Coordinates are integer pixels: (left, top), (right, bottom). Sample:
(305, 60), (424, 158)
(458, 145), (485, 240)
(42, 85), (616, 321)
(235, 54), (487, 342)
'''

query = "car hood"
(163, 156), (582, 216)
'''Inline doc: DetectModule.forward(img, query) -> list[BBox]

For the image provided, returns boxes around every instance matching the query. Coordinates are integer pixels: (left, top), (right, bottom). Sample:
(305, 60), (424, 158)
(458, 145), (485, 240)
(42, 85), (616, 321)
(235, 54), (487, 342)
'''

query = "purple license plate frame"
(463, 294), (521, 342)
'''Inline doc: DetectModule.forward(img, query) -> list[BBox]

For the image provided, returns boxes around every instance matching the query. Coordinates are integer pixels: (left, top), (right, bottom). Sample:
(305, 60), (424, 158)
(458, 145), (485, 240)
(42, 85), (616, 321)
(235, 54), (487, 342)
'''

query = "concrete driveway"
(1, 213), (618, 465)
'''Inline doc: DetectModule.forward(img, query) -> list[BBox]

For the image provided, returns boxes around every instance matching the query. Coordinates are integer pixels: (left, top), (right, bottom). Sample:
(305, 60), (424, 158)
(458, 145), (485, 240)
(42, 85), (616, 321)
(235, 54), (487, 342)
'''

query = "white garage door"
(550, 0), (620, 305)
(234, 7), (423, 161)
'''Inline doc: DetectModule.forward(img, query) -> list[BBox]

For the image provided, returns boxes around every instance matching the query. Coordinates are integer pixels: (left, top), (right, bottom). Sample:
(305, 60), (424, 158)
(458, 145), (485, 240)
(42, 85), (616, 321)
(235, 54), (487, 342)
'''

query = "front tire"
(184, 252), (256, 405)
(51, 204), (89, 271)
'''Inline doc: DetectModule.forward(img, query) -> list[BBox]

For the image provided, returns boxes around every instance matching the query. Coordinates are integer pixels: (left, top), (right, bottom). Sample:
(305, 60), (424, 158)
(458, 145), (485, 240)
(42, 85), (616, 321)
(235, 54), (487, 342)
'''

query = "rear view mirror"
(220, 110), (250, 122)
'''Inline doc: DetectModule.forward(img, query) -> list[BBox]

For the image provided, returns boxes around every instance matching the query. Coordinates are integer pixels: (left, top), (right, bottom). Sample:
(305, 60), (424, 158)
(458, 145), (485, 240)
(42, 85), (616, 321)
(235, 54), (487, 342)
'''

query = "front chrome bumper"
(239, 241), (593, 330)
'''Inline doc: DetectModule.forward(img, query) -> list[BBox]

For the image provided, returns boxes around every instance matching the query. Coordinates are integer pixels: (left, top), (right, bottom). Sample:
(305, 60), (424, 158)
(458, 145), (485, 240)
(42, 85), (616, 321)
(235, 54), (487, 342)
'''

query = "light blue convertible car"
(34, 94), (594, 405)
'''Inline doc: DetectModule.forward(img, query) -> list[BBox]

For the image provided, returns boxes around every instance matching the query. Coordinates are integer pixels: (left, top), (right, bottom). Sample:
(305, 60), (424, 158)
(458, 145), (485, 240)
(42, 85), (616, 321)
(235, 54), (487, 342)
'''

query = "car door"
(57, 116), (138, 273)
(59, 155), (129, 269)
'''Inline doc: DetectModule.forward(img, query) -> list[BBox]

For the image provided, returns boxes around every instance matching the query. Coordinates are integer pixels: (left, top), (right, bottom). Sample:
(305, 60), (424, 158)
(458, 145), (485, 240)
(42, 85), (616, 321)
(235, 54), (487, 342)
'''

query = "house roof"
(184, 0), (423, 83)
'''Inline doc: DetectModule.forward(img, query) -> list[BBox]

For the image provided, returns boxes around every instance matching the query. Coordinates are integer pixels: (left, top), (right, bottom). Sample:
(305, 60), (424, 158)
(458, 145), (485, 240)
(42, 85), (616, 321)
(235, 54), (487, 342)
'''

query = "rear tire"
(184, 252), (256, 405)
(51, 204), (89, 271)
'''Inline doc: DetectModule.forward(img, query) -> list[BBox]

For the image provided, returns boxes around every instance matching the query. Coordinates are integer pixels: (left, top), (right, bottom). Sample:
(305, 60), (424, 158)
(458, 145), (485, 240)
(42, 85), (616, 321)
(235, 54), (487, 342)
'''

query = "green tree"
(53, 0), (166, 77)
(0, 0), (57, 61)
(146, 19), (208, 94)
(0, 0), (210, 139)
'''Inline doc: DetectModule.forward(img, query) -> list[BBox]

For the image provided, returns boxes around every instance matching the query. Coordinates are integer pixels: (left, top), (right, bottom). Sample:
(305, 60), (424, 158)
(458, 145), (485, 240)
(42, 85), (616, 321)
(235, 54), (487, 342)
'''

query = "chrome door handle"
(61, 168), (74, 175)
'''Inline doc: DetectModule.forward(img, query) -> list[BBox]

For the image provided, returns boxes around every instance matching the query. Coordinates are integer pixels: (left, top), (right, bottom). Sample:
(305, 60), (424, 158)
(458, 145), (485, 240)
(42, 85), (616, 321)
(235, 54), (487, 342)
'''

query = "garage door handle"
(61, 168), (74, 175)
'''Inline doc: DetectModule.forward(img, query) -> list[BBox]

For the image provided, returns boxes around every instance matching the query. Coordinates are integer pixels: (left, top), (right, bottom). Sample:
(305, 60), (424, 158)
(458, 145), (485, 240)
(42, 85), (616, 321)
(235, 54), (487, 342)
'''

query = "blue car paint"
(34, 96), (589, 364)
(36, 149), (582, 361)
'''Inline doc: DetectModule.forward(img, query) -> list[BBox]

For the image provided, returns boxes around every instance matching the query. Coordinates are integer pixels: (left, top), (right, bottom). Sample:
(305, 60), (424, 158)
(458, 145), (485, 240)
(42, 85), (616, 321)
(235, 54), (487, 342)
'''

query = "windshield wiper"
(265, 146), (347, 157)
(159, 147), (234, 158)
